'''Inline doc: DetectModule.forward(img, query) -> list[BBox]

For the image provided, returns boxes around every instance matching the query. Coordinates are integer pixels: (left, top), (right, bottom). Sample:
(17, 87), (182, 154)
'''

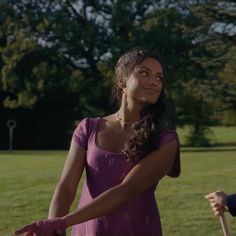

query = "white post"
(7, 119), (17, 152)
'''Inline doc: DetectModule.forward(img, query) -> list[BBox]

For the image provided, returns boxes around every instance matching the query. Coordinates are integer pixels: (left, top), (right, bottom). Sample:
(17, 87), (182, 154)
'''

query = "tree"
(171, 0), (236, 145)
(0, 1), (157, 112)
(0, 0), (235, 148)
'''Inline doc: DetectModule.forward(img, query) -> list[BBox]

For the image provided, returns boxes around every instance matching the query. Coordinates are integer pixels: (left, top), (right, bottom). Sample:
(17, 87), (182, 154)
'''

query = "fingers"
(24, 233), (33, 236)
(14, 223), (35, 235)
(210, 202), (224, 216)
(14, 218), (66, 236)
(205, 190), (222, 199)
(205, 191), (226, 203)
(205, 191), (228, 217)
(205, 192), (215, 199)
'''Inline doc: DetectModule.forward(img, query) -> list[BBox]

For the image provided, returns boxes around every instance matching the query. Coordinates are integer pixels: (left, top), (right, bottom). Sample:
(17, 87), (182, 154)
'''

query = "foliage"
(0, 0), (235, 148)
(172, 0), (236, 143)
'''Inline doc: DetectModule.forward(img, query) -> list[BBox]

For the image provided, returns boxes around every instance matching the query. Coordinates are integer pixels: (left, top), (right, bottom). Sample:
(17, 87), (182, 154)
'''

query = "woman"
(15, 48), (181, 236)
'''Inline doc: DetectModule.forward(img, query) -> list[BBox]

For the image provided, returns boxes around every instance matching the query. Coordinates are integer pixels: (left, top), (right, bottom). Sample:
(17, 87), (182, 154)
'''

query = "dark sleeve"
(226, 194), (236, 217)
(158, 130), (181, 178)
(72, 118), (89, 151)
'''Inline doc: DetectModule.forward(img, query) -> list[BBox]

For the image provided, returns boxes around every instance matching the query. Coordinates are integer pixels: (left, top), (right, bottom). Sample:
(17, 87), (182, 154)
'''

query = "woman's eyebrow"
(139, 66), (163, 75)
(139, 66), (151, 71)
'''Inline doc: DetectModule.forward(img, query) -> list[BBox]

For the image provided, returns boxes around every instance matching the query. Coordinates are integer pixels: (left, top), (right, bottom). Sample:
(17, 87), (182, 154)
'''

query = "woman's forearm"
(61, 141), (177, 227)
(48, 183), (76, 219)
(63, 183), (133, 227)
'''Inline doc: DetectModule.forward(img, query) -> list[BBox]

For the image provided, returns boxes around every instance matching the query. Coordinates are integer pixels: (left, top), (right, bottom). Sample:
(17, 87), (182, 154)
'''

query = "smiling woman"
(126, 59), (163, 104)
(112, 49), (167, 159)
(15, 48), (181, 236)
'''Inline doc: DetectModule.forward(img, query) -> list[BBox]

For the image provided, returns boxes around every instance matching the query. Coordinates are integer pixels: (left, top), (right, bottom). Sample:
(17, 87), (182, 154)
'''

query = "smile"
(143, 88), (158, 93)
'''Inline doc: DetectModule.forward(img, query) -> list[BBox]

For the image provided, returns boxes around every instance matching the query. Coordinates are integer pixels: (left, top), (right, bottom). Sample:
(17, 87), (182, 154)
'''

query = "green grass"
(0, 151), (67, 235)
(177, 126), (236, 146)
(157, 151), (236, 236)
(1, 150), (236, 236)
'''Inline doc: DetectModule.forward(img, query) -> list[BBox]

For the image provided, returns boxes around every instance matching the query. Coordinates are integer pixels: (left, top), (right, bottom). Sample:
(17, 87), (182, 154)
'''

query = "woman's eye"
(140, 70), (148, 76)
(156, 76), (163, 81)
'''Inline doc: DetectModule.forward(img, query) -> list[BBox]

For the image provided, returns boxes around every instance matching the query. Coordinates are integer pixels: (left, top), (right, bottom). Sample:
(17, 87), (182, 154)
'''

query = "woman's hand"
(14, 217), (67, 236)
(205, 191), (228, 216)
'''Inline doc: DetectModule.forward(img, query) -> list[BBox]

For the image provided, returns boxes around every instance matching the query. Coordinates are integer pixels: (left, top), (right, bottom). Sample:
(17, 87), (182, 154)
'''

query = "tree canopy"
(0, 0), (235, 148)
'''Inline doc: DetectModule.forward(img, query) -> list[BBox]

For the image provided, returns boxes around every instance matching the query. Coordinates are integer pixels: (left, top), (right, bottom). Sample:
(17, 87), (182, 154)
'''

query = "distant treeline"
(0, 0), (235, 149)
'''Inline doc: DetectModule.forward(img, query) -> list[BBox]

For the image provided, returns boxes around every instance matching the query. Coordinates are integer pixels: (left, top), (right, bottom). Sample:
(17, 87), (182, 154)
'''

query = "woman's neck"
(117, 108), (141, 123)
(117, 97), (145, 123)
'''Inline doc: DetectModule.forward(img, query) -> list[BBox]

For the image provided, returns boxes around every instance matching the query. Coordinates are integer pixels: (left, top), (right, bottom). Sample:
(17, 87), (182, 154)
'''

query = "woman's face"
(123, 57), (163, 105)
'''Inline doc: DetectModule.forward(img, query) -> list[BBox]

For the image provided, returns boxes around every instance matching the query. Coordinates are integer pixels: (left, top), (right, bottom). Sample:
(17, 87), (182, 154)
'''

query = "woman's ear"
(118, 80), (126, 91)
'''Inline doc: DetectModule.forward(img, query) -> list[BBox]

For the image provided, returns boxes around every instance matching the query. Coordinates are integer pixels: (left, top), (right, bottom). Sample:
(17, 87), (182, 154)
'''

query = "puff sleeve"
(158, 130), (181, 178)
(72, 118), (89, 151)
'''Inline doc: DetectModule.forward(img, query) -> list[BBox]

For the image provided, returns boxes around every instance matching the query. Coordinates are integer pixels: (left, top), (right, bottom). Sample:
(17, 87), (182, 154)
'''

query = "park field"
(0, 149), (235, 236)
(177, 126), (236, 146)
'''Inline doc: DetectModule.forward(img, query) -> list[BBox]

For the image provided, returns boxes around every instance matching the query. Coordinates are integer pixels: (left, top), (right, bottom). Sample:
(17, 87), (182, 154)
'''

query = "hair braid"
(112, 48), (167, 160)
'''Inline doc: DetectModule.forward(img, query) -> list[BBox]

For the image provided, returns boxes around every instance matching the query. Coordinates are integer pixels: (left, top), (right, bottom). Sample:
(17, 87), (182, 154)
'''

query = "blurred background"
(0, 0), (235, 149)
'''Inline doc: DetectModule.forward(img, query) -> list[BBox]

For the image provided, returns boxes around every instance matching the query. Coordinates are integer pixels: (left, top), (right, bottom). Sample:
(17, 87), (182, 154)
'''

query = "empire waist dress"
(71, 117), (181, 236)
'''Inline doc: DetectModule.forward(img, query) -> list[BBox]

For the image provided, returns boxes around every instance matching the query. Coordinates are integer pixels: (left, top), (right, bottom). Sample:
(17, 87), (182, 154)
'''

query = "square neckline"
(92, 117), (125, 156)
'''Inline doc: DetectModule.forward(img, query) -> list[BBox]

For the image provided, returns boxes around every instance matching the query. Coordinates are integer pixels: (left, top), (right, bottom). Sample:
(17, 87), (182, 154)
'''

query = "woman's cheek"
(126, 78), (140, 92)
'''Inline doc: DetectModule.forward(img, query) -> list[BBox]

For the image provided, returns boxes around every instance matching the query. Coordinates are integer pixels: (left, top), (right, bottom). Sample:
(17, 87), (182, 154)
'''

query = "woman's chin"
(140, 96), (159, 105)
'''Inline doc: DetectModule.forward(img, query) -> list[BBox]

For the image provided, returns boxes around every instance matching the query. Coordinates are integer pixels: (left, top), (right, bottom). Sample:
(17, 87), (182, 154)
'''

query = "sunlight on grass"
(177, 126), (236, 146)
(1, 149), (236, 236)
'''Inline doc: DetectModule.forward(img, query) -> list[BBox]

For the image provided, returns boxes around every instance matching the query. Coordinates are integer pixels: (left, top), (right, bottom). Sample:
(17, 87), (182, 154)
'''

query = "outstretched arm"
(48, 140), (86, 218)
(15, 139), (87, 236)
(63, 139), (178, 226)
(15, 139), (178, 235)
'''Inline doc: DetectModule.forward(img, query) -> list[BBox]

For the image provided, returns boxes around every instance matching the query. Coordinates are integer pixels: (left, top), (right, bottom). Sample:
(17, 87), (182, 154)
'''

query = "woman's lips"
(143, 88), (159, 93)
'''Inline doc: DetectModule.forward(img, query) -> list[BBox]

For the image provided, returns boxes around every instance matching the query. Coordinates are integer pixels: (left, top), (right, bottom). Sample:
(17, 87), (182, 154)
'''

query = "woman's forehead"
(136, 57), (163, 73)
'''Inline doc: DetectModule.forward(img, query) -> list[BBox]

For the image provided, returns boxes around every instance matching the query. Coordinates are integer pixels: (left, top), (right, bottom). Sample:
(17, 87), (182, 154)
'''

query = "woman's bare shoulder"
(102, 113), (116, 121)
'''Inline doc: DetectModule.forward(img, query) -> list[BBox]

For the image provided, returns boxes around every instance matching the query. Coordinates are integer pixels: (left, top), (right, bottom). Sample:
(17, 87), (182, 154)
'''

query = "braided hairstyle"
(112, 48), (167, 160)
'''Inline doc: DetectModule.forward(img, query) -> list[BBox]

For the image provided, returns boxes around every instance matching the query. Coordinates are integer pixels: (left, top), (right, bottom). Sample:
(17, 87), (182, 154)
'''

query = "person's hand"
(14, 217), (67, 236)
(205, 191), (228, 217)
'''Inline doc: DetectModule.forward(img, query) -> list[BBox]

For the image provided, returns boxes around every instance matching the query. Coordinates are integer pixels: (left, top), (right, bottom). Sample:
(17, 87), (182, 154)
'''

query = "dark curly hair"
(112, 48), (167, 160)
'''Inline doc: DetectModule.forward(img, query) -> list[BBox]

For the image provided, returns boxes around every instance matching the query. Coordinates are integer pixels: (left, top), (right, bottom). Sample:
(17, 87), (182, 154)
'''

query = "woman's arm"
(63, 139), (178, 226)
(48, 140), (86, 218)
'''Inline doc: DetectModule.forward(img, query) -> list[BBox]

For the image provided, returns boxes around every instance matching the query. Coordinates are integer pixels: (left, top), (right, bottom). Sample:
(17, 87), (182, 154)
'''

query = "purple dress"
(71, 117), (180, 236)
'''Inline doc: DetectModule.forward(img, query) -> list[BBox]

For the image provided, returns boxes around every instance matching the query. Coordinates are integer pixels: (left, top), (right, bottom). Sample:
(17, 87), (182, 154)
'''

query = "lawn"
(157, 151), (236, 236)
(177, 126), (236, 146)
(0, 149), (235, 236)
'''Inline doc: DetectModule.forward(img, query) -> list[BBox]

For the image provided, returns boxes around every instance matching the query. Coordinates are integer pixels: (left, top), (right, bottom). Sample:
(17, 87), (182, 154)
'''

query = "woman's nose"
(149, 75), (161, 85)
